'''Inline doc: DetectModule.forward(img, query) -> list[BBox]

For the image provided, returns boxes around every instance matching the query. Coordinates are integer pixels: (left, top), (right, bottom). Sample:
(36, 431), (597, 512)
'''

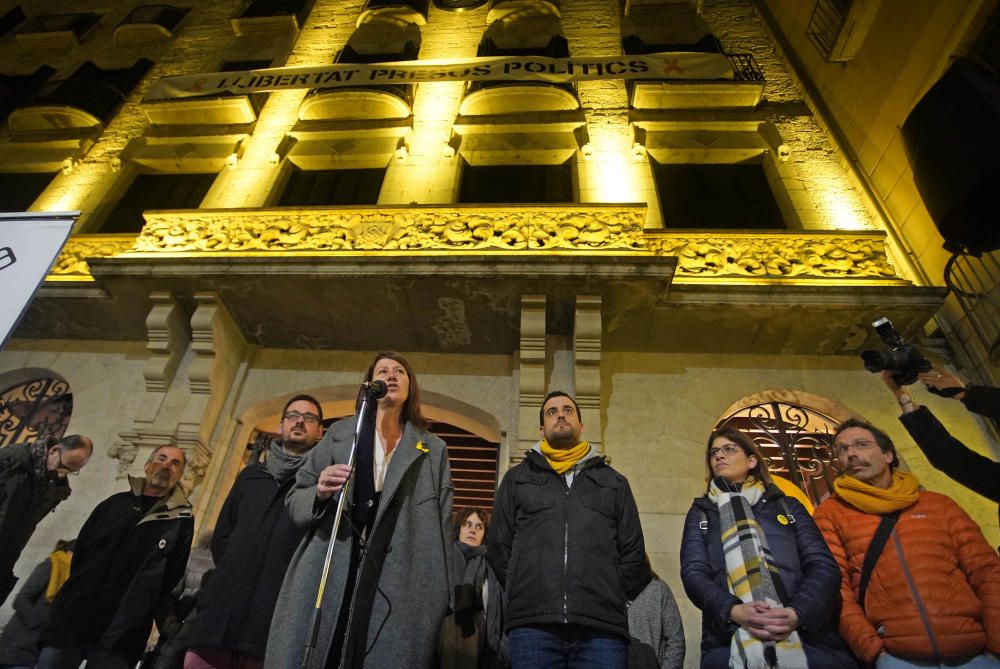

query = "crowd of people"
(0, 353), (997, 669)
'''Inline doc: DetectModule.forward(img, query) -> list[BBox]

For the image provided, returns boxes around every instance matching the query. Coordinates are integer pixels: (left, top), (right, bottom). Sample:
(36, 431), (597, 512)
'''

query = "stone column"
(516, 295), (547, 465)
(574, 295), (603, 452)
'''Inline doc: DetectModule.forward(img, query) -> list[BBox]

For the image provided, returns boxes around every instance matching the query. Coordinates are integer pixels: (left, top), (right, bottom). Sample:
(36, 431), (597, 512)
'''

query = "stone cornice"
(45, 206), (908, 286)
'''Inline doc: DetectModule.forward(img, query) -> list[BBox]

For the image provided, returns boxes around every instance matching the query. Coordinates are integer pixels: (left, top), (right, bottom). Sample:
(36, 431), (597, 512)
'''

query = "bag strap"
(858, 510), (901, 612)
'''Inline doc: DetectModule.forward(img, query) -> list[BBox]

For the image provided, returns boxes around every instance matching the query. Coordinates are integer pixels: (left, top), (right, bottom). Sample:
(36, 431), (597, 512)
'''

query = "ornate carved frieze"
(645, 231), (905, 283)
(47, 235), (136, 280)
(129, 206), (649, 254)
(45, 212), (907, 286)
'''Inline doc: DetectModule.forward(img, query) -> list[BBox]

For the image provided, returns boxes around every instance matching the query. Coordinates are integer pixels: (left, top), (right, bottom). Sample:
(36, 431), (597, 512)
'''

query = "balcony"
(9, 60), (151, 134)
(433, 0), (487, 9)
(627, 49), (765, 110)
(113, 5), (187, 46)
(143, 60), (269, 126)
(487, 0), (560, 23)
(299, 45), (418, 122)
(460, 36), (579, 116)
(358, 0), (429, 26)
(231, 0), (307, 36)
(15, 13), (100, 49)
(0, 66), (56, 124)
(29, 212), (942, 356)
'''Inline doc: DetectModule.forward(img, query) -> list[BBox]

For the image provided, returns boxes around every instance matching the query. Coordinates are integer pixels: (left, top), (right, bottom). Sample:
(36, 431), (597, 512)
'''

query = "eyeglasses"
(283, 410), (321, 424)
(57, 450), (80, 476)
(708, 444), (743, 459)
(834, 439), (879, 457)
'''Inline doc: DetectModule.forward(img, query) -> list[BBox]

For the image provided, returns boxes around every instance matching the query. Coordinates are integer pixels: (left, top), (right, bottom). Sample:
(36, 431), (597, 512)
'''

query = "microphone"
(361, 379), (389, 399)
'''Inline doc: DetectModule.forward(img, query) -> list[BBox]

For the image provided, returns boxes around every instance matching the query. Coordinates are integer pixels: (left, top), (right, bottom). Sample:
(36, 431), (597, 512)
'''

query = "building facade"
(1, 0), (998, 664)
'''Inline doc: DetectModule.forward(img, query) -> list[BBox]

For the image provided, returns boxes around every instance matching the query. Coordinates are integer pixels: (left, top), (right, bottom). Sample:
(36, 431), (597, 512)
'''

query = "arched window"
(0, 370), (73, 448)
(715, 400), (843, 506)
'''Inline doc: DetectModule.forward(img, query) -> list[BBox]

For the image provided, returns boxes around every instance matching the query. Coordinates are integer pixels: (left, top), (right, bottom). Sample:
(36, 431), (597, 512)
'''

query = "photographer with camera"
(880, 366), (1000, 506)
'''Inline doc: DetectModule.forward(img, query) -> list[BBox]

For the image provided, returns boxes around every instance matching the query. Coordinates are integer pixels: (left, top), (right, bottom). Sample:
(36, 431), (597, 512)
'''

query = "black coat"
(0, 442), (70, 602)
(186, 461), (306, 658)
(900, 387), (1000, 503)
(487, 450), (650, 638)
(680, 485), (855, 669)
(44, 478), (193, 663)
(0, 557), (53, 665)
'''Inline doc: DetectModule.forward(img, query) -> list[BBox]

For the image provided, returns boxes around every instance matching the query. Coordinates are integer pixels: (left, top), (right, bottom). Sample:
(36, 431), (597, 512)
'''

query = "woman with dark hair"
(680, 427), (855, 669)
(439, 507), (507, 669)
(266, 352), (454, 669)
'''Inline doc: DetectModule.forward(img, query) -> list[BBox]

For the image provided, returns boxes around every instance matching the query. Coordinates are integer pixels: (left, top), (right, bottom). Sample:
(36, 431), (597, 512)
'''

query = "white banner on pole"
(0, 212), (77, 349)
(144, 52), (735, 101)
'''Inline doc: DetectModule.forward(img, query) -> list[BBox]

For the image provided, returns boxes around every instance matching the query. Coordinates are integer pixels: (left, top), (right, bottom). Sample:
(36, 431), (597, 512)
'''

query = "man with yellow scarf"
(487, 391), (651, 669)
(814, 418), (1000, 669)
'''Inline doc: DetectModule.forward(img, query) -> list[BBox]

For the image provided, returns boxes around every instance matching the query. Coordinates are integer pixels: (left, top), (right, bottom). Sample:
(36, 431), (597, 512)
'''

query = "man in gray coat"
(0, 435), (92, 604)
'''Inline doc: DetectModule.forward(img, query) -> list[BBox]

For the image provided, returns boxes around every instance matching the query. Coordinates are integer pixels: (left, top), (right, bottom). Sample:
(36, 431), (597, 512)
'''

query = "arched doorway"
(0, 368), (72, 447)
(715, 390), (859, 506)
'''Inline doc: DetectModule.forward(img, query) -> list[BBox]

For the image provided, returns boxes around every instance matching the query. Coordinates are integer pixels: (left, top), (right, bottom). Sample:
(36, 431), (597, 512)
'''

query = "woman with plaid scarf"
(680, 427), (856, 669)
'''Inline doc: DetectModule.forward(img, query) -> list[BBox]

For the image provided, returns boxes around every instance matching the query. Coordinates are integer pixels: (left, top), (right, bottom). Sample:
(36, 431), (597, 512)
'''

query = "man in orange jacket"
(814, 418), (1000, 669)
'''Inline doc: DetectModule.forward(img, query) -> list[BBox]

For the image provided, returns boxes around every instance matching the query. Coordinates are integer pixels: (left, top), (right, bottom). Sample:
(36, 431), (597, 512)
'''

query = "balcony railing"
(34, 78), (126, 122)
(231, 0), (307, 35)
(361, 0), (429, 23)
(119, 5), (186, 30)
(945, 251), (1000, 368)
(15, 12), (100, 47)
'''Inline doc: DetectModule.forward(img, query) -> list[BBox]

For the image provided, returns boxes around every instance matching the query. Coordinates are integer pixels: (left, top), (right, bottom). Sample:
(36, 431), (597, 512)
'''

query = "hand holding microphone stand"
(301, 379), (388, 668)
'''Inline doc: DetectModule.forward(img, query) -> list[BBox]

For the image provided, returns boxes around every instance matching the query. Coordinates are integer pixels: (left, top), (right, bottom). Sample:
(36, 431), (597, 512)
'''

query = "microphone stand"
(301, 383), (381, 668)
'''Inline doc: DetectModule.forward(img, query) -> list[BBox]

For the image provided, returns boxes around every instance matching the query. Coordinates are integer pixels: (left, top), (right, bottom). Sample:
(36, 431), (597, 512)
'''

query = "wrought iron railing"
(945, 251), (1000, 367)
(118, 5), (187, 31)
(34, 78), (127, 123)
(363, 0), (430, 17)
(726, 52), (765, 83)
(0, 377), (72, 448)
(807, 0), (852, 56)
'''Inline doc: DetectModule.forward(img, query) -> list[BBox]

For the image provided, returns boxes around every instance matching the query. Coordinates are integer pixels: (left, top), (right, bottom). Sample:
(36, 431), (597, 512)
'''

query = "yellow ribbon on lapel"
(415, 440), (429, 453)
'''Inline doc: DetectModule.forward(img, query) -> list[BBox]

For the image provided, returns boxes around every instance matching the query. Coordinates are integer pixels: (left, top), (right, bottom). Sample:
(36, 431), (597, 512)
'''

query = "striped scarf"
(709, 477), (809, 669)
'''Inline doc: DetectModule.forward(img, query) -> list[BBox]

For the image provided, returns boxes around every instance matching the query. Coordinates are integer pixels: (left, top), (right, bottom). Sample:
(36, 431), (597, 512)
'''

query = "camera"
(860, 317), (932, 386)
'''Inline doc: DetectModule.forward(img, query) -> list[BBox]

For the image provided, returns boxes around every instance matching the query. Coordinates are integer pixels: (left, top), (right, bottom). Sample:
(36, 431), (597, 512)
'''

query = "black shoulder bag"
(858, 510), (900, 612)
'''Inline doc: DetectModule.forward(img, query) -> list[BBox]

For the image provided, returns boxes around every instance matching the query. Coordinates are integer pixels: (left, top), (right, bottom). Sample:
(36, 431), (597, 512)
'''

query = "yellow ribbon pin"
(777, 514), (789, 525)
(415, 440), (429, 453)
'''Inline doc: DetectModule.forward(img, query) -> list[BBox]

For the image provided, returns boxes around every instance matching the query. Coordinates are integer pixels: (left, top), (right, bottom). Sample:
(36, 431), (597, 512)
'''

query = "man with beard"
(0, 434), (92, 605)
(488, 391), (650, 669)
(38, 445), (193, 669)
(814, 419), (1000, 668)
(183, 394), (325, 669)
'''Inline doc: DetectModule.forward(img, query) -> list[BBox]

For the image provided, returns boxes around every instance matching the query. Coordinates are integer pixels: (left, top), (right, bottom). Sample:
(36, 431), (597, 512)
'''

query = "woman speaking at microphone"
(266, 352), (453, 669)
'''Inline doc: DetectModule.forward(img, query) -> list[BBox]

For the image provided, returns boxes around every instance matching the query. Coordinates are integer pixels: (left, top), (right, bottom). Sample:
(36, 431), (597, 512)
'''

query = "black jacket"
(0, 556), (54, 665)
(186, 460), (306, 658)
(44, 477), (193, 663)
(900, 385), (1000, 504)
(680, 485), (855, 669)
(487, 449), (650, 638)
(0, 441), (70, 602)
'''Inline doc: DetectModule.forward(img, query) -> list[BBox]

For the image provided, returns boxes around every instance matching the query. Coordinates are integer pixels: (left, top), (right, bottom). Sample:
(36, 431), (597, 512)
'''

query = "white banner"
(144, 52), (735, 101)
(0, 213), (77, 349)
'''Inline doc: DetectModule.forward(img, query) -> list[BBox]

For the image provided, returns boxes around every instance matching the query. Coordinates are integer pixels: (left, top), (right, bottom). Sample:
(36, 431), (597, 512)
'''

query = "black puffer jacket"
(44, 478), (193, 663)
(680, 484), (856, 669)
(0, 441), (70, 602)
(487, 449), (650, 638)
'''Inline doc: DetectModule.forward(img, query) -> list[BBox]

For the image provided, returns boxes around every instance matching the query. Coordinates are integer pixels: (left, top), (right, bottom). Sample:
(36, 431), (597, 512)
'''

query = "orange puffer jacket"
(814, 490), (1000, 663)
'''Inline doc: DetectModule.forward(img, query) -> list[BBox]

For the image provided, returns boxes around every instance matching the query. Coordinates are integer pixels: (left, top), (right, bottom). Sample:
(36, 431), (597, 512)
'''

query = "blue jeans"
(35, 645), (131, 669)
(875, 653), (1000, 669)
(509, 624), (627, 669)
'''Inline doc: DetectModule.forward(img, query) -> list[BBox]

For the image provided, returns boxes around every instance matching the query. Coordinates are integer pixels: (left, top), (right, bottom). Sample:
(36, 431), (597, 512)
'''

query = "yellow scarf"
(539, 439), (590, 474)
(46, 549), (72, 602)
(834, 470), (920, 514)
